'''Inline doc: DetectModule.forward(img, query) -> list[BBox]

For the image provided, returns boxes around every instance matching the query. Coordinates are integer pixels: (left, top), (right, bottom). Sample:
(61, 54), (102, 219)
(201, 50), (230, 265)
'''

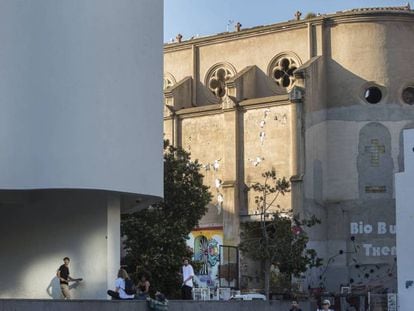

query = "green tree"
(304, 12), (317, 19)
(239, 169), (321, 299)
(122, 141), (212, 298)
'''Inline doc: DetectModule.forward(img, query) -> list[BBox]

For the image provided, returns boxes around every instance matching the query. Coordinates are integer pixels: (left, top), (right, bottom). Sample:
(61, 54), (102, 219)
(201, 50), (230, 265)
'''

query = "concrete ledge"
(0, 299), (311, 311)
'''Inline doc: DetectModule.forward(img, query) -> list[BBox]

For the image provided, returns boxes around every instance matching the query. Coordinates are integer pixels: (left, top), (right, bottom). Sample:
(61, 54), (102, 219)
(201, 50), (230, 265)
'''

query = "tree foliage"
(304, 12), (317, 19)
(122, 141), (212, 298)
(239, 169), (322, 298)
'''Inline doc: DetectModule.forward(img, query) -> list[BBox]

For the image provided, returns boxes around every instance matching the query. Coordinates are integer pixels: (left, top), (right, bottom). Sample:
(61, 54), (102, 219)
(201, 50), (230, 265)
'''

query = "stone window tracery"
(163, 73), (176, 90)
(205, 63), (236, 98)
(268, 52), (301, 93)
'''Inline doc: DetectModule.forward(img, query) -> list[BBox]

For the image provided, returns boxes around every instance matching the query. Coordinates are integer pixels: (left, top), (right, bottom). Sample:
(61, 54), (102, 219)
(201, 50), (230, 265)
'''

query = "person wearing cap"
(317, 299), (334, 311)
(289, 300), (303, 311)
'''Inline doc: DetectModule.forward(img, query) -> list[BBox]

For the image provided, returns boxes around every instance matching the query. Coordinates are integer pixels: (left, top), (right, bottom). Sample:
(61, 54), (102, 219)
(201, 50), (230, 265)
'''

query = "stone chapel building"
(163, 5), (414, 293)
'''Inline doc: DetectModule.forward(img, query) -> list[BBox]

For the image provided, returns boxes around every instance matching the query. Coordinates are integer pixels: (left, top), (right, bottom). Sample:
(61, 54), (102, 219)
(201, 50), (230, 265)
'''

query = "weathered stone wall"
(163, 98), (295, 244)
(181, 113), (225, 227)
(303, 16), (414, 291)
(243, 104), (294, 215)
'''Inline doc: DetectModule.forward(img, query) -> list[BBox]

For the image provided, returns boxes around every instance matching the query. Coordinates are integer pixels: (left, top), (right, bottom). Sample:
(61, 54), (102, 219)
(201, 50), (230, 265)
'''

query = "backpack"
(123, 279), (136, 295)
(147, 298), (168, 311)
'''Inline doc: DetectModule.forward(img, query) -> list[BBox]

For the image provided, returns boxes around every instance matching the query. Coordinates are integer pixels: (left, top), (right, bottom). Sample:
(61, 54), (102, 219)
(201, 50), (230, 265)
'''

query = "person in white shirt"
(107, 268), (135, 300)
(181, 258), (194, 300)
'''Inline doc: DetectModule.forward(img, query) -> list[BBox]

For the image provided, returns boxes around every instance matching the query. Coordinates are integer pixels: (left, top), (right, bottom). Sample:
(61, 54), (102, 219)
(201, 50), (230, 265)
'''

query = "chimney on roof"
(235, 22), (242, 32)
(176, 33), (183, 43)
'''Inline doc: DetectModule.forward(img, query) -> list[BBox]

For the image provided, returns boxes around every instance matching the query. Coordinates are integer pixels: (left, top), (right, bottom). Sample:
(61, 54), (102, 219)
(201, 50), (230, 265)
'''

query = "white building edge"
(0, 0), (163, 299)
(396, 128), (414, 310)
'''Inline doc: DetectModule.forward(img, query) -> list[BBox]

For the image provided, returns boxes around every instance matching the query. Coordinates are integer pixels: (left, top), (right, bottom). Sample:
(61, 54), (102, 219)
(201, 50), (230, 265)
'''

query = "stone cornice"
(164, 21), (308, 52)
(239, 95), (290, 109)
(325, 12), (414, 26)
(175, 104), (222, 119)
(164, 95), (290, 120)
(164, 10), (414, 53)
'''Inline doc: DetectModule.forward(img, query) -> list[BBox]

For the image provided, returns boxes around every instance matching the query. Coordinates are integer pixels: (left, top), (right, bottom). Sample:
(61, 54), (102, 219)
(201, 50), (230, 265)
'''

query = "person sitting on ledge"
(136, 273), (150, 300)
(107, 268), (135, 300)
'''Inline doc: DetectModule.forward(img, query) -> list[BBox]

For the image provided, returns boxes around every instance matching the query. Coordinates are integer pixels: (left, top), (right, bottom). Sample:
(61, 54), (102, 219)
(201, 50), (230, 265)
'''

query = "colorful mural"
(187, 228), (223, 288)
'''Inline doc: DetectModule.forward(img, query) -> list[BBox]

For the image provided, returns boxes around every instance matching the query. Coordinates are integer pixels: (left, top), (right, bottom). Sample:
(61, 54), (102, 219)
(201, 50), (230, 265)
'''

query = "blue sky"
(164, 0), (410, 42)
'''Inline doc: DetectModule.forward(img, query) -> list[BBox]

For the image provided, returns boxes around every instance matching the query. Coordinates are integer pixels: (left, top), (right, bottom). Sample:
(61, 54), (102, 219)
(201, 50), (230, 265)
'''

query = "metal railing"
(192, 287), (241, 301)
(367, 293), (397, 311)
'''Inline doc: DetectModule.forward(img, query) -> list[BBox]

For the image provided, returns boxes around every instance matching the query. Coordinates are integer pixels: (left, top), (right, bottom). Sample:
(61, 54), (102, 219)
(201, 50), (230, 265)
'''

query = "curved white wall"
(0, 0), (163, 197)
(0, 190), (111, 299)
(396, 129), (414, 310)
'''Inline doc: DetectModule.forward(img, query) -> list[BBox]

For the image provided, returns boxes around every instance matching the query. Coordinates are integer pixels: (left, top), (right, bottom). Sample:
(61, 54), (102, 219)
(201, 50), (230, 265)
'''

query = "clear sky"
(164, 0), (410, 42)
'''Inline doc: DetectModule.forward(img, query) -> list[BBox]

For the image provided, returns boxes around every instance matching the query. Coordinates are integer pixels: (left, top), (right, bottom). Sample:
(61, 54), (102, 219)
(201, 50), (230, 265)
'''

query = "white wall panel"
(0, 0), (163, 197)
(396, 129), (414, 310)
(0, 190), (111, 299)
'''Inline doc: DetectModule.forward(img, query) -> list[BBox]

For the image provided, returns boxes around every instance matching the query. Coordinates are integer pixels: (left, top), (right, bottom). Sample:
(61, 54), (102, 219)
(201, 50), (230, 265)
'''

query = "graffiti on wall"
(187, 228), (223, 287)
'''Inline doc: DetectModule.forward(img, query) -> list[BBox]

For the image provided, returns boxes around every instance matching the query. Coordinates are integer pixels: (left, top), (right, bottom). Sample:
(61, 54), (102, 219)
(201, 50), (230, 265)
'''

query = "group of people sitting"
(107, 268), (168, 310)
(109, 267), (333, 311)
(107, 268), (153, 300)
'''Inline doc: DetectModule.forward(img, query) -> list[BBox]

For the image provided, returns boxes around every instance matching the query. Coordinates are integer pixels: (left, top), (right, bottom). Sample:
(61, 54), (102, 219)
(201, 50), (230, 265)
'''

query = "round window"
(364, 86), (382, 104)
(402, 87), (414, 105)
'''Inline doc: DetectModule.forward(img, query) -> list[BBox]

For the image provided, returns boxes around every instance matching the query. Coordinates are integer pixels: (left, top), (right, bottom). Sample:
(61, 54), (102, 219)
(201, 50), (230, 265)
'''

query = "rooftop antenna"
(226, 20), (234, 32)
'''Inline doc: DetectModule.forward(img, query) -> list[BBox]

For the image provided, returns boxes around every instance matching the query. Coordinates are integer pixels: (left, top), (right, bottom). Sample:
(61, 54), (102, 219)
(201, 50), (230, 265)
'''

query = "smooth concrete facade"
(0, 0), (163, 299)
(0, 0), (163, 197)
(0, 190), (119, 299)
(396, 129), (414, 310)
(164, 6), (414, 293)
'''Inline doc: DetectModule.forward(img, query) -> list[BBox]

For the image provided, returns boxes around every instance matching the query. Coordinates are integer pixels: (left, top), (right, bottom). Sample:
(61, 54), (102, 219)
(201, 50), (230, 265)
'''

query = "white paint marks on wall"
(215, 178), (222, 189)
(213, 159), (221, 171)
(259, 132), (266, 145)
(248, 157), (265, 167)
(216, 193), (224, 214)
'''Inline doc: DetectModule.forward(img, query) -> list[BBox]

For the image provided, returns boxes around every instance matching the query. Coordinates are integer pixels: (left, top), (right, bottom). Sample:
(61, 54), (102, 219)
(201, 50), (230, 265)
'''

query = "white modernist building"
(0, 0), (163, 299)
(396, 129), (414, 310)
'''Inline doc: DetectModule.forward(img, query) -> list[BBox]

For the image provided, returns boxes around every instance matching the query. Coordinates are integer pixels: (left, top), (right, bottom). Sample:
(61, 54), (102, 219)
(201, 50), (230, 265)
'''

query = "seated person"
(107, 268), (135, 300)
(136, 273), (150, 299)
